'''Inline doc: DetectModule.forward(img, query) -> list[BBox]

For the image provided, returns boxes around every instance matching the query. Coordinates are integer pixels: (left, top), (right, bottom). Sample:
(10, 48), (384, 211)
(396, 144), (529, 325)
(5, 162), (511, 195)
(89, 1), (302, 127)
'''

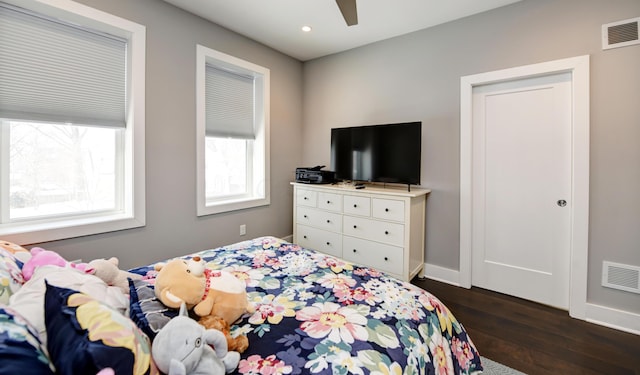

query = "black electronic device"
(295, 165), (336, 184)
(330, 122), (421, 187)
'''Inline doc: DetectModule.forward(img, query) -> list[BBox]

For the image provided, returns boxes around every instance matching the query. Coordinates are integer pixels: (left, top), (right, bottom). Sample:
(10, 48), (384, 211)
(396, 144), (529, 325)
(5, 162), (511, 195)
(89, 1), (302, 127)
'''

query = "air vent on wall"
(602, 17), (640, 50)
(602, 261), (640, 294)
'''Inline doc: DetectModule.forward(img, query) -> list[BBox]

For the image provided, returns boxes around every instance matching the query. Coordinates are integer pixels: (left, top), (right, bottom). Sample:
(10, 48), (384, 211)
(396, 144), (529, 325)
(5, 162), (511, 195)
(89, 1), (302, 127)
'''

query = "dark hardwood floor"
(411, 278), (640, 375)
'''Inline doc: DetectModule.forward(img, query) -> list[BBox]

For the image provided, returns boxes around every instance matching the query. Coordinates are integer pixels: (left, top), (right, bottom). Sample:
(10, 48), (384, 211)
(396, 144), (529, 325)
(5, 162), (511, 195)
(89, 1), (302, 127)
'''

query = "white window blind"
(0, 3), (126, 127)
(205, 65), (255, 139)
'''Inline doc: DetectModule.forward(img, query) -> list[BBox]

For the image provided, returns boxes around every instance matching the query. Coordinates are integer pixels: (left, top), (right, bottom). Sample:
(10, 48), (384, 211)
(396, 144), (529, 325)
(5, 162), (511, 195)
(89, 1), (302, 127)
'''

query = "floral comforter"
(129, 236), (483, 375)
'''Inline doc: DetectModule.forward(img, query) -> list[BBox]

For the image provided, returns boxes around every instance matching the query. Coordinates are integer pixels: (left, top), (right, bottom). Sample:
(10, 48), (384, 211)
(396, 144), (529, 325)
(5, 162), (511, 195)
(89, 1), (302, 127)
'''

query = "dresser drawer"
(372, 198), (405, 222)
(296, 224), (342, 258)
(296, 189), (317, 207)
(292, 182), (429, 282)
(343, 195), (371, 216)
(343, 236), (403, 276)
(343, 216), (404, 246)
(317, 192), (343, 212)
(296, 206), (342, 233)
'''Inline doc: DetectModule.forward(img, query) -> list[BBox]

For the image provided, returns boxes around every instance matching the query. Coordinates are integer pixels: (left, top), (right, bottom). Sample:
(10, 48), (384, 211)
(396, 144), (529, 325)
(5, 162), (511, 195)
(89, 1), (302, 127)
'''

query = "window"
(0, 0), (145, 243)
(196, 45), (270, 215)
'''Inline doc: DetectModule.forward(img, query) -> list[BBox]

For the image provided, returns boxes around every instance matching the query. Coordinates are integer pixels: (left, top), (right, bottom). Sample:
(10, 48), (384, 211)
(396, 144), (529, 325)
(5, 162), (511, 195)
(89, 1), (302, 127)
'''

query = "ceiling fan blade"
(335, 0), (358, 26)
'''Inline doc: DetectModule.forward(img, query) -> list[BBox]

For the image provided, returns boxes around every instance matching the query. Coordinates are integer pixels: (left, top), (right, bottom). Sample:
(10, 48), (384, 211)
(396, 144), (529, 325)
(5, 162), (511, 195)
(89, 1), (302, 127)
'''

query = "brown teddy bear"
(154, 256), (253, 326)
(198, 314), (249, 353)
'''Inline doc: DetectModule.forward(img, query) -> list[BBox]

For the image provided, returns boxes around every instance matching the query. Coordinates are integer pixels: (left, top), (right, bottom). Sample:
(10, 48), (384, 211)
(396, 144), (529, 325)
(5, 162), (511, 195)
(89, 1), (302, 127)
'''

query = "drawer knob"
(303, 215), (308, 218)
(304, 197), (308, 200)
(326, 241), (330, 245)
(353, 225), (357, 229)
(352, 249), (357, 253)
(327, 200), (331, 204)
(326, 219), (331, 223)
(384, 257), (388, 261)
(385, 230), (389, 235)
(385, 208), (389, 212)
(353, 204), (357, 208)
(303, 235), (307, 239)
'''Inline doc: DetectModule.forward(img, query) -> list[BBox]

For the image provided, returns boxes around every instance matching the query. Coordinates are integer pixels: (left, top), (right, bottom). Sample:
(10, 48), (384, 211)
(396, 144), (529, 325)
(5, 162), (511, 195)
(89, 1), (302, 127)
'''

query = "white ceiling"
(163, 0), (523, 61)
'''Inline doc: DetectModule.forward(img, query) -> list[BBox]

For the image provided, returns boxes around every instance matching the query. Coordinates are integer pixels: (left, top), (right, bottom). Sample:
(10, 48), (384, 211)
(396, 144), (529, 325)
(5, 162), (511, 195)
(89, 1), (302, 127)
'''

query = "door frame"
(459, 55), (590, 319)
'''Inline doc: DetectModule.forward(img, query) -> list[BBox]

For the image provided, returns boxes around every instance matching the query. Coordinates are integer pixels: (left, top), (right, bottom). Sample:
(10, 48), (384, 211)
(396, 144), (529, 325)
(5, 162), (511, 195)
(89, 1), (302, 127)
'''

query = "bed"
(128, 236), (483, 374)
(0, 236), (482, 374)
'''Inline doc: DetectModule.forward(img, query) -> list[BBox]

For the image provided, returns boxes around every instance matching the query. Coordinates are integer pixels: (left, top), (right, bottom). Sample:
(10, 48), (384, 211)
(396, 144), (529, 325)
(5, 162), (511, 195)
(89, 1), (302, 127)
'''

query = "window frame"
(0, 0), (146, 244)
(196, 44), (270, 216)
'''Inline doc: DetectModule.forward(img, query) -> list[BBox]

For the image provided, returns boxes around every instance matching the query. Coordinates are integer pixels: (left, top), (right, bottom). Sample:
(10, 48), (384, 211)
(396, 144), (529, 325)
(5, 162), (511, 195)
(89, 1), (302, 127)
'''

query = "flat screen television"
(330, 121), (421, 186)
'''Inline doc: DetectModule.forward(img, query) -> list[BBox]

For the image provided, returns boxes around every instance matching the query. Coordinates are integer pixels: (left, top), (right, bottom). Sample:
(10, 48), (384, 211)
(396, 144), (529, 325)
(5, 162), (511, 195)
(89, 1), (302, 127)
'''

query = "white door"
(471, 72), (572, 309)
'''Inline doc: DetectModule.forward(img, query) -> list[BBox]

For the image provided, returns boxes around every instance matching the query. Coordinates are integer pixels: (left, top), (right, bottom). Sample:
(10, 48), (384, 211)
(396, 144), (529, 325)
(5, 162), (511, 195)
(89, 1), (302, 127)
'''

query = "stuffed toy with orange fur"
(154, 256), (254, 326)
(198, 314), (249, 353)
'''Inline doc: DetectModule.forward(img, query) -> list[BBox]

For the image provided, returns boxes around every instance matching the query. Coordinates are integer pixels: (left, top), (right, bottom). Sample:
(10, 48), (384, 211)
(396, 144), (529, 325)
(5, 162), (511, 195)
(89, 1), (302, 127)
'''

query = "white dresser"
(292, 182), (430, 282)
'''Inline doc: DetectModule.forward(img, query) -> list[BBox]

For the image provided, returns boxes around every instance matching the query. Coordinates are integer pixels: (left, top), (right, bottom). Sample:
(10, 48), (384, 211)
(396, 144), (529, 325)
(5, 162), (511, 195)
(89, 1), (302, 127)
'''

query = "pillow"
(10, 265), (129, 346)
(0, 239), (30, 259)
(44, 283), (158, 375)
(128, 279), (177, 340)
(0, 305), (55, 375)
(0, 248), (25, 305)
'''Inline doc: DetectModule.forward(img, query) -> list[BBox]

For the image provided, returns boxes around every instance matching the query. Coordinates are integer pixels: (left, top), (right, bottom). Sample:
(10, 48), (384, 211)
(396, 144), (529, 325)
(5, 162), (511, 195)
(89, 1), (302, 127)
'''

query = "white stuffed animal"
(152, 303), (240, 375)
(88, 257), (142, 294)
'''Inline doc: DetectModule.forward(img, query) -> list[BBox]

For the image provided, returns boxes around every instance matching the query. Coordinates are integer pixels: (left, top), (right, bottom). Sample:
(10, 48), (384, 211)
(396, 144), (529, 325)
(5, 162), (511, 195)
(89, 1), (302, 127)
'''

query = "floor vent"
(602, 261), (640, 294)
(602, 17), (640, 50)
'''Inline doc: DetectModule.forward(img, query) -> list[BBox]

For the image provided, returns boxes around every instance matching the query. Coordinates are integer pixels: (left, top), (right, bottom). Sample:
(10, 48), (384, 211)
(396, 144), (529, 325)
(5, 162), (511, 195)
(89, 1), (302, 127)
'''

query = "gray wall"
(25, 0), (640, 315)
(302, 0), (640, 314)
(33, 0), (303, 269)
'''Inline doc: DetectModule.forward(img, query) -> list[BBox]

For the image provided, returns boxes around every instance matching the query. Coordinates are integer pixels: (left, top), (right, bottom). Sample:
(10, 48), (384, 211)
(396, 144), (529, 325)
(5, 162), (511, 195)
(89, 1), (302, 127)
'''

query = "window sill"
(198, 196), (270, 216)
(0, 212), (145, 245)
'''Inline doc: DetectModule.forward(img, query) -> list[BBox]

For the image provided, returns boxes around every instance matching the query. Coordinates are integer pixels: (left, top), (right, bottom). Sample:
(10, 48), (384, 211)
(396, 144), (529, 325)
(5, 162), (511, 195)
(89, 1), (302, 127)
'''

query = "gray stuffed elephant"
(151, 303), (240, 374)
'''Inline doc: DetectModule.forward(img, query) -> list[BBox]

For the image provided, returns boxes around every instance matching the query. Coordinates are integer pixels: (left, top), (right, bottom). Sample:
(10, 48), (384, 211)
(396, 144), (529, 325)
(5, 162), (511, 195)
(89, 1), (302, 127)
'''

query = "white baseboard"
(585, 303), (640, 336)
(422, 262), (640, 336)
(421, 263), (463, 287)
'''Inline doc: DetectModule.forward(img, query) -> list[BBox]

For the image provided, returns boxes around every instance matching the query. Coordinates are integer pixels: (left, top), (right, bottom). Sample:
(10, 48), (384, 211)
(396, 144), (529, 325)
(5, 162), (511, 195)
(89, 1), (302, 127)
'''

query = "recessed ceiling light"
(301, 25), (312, 32)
